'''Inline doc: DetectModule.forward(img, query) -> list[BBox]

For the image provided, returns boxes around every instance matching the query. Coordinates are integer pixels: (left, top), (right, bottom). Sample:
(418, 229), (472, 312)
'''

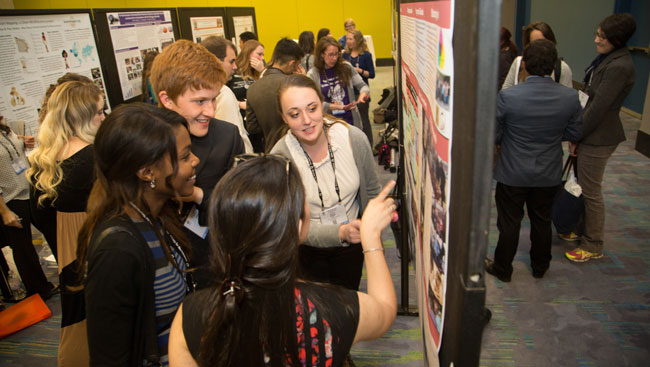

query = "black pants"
(357, 98), (373, 147)
(494, 183), (557, 276)
(0, 199), (50, 298)
(299, 243), (364, 291)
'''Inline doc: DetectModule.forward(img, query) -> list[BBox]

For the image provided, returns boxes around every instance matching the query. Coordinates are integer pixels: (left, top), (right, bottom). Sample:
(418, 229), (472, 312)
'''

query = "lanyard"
(129, 202), (196, 293)
(298, 127), (342, 209)
(0, 132), (20, 160)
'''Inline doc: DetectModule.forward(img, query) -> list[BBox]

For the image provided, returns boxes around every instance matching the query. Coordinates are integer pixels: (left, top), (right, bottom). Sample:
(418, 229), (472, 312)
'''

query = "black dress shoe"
(484, 258), (511, 282)
(532, 268), (547, 279)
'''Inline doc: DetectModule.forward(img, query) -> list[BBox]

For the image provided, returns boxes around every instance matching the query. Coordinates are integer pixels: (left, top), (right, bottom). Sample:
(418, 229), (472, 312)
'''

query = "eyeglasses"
(324, 52), (339, 58)
(233, 153), (291, 180)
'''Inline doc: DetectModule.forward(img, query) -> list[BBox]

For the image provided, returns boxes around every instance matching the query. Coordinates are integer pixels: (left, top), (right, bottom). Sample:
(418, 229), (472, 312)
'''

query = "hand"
(238, 100), (247, 111)
(250, 57), (265, 72)
(569, 142), (578, 157)
(357, 92), (369, 104)
(294, 65), (306, 75)
(330, 103), (355, 111)
(19, 135), (35, 149)
(356, 67), (364, 75)
(339, 219), (361, 244)
(1, 209), (23, 228)
(360, 181), (396, 242)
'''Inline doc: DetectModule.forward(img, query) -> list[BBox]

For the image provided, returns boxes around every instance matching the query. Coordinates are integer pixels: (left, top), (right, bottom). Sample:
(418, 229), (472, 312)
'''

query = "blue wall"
(514, 0), (647, 114)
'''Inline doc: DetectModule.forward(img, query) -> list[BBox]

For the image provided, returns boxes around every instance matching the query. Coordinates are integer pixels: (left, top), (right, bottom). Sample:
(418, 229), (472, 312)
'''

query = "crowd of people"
(487, 13), (637, 281)
(0, 11), (639, 366)
(1, 18), (394, 367)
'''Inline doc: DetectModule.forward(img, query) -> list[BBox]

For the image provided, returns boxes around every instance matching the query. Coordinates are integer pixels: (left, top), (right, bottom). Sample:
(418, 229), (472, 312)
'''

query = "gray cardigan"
(581, 47), (635, 146)
(307, 62), (370, 130)
(271, 123), (380, 248)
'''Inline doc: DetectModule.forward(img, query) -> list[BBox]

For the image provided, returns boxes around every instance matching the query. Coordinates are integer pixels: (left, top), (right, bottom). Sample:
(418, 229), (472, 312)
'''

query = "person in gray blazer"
(565, 13), (636, 263)
(485, 39), (582, 281)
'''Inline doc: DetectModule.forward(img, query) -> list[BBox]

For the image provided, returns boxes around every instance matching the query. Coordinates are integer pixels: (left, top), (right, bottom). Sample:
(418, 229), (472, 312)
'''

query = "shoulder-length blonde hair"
(345, 30), (369, 54)
(235, 40), (264, 81)
(27, 80), (102, 206)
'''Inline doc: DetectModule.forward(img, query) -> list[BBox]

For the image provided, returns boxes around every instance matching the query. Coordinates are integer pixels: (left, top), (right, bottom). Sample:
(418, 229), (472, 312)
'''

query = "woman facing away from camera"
(77, 103), (199, 366)
(27, 80), (105, 367)
(272, 74), (379, 293)
(168, 155), (397, 366)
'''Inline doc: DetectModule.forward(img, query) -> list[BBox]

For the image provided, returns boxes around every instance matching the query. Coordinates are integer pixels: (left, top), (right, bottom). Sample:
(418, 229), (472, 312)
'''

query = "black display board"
(223, 7), (257, 51)
(177, 7), (228, 42)
(92, 8), (180, 107)
(395, 0), (498, 365)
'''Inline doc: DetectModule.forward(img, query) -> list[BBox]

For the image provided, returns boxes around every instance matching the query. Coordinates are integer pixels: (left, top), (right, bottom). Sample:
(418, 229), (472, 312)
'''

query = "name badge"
(183, 206), (208, 239)
(12, 157), (27, 174)
(319, 203), (349, 225)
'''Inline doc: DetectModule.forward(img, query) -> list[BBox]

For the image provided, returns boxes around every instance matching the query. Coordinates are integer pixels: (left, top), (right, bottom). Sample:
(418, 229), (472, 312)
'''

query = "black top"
(191, 118), (244, 225)
(55, 144), (95, 212)
(182, 282), (359, 366)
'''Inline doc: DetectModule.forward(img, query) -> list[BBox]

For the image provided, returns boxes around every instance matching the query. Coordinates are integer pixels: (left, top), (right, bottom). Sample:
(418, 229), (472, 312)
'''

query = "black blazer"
(581, 47), (635, 146)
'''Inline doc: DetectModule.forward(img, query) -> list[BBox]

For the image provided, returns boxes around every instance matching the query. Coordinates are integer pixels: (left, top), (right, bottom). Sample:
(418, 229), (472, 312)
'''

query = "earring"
(149, 177), (156, 189)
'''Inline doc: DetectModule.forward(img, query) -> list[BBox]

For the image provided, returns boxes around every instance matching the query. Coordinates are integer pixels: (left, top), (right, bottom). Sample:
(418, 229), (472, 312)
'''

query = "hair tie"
(221, 254), (245, 302)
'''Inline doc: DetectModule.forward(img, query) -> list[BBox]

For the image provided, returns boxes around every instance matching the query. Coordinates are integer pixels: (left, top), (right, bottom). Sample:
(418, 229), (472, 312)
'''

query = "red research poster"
(400, 1), (454, 364)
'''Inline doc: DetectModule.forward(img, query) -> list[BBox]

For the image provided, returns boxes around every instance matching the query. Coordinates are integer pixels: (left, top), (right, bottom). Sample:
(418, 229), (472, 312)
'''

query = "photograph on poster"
(435, 70), (451, 111)
(106, 11), (176, 100)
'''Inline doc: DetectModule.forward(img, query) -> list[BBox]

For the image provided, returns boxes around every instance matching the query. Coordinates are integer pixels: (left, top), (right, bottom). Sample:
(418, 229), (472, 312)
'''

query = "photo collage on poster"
(0, 13), (109, 137)
(400, 0), (454, 363)
(106, 11), (176, 100)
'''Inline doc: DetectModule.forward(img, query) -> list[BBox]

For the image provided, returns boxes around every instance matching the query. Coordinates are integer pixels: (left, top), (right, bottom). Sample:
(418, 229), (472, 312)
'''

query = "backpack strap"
(554, 57), (562, 83)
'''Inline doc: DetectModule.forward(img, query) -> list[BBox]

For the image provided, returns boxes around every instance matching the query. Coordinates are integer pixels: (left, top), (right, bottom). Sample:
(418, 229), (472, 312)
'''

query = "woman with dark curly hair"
(565, 13), (636, 262)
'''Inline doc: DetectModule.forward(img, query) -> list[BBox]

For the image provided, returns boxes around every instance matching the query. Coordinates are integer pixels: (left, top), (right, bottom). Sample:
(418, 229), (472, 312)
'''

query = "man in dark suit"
(485, 39), (582, 282)
(246, 38), (304, 152)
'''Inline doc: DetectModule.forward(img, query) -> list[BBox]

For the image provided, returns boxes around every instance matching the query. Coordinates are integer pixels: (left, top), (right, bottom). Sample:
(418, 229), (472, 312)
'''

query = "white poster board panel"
(0, 12), (109, 137)
(106, 11), (175, 101)
(400, 1), (454, 364)
(232, 15), (255, 52)
(190, 16), (225, 43)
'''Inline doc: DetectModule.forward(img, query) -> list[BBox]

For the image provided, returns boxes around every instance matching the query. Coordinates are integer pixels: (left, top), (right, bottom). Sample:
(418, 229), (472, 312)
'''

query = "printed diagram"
(14, 37), (29, 52)
(66, 42), (97, 68)
(9, 86), (26, 107)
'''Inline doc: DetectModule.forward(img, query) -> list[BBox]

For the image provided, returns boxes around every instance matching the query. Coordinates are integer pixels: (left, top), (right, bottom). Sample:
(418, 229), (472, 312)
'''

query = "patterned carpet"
(2, 67), (648, 366)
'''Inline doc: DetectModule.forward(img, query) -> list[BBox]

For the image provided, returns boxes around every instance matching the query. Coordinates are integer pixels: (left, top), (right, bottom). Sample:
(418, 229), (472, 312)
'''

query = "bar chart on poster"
(0, 11), (108, 136)
(399, 1), (454, 364)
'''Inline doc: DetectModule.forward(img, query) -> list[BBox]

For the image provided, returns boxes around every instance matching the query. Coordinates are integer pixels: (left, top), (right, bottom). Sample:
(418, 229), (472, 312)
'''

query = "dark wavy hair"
(523, 21), (557, 47)
(77, 103), (190, 275)
(314, 36), (351, 85)
(599, 13), (636, 50)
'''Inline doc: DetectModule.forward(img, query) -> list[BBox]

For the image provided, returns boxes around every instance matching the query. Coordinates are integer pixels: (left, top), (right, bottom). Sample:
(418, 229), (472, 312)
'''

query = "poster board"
(398, 0), (454, 364)
(177, 7), (227, 43)
(92, 8), (180, 106)
(224, 7), (257, 53)
(0, 9), (109, 137)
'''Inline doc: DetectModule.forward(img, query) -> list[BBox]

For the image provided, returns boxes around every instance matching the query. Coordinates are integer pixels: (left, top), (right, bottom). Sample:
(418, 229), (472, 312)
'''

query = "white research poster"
(106, 11), (176, 101)
(0, 12), (109, 136)
(232, 15), (254, 53)
(190, 16), (225, 43)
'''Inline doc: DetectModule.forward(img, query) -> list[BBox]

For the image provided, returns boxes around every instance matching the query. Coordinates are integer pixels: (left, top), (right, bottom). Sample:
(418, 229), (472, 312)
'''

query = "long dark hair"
(199, 156), (305, 366)
(77, 103), (190, 274)
(314, 37), (351, 85)
(298, 31), (315, 54)
(523, 21), (557, 47)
